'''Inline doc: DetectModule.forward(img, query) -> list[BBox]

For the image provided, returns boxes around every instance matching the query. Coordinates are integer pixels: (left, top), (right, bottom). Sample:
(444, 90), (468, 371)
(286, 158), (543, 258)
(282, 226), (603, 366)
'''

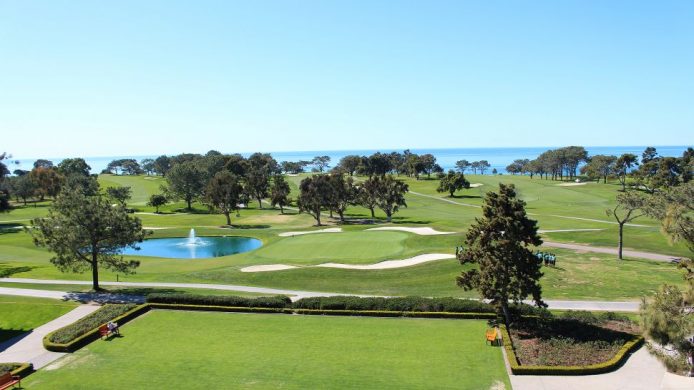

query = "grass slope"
(0, 295), (77, 343)
(25, 311), (510, 389)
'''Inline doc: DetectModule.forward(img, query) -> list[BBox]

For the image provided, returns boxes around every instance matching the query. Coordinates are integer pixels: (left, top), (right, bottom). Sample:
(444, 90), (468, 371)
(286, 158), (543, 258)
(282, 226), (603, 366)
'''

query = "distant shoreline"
(7, 145), (690, 175)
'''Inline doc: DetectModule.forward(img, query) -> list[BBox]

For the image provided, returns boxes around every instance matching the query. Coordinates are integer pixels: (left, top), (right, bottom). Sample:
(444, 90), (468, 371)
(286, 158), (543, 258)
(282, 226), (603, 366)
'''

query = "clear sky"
(1, 1), (693, 158)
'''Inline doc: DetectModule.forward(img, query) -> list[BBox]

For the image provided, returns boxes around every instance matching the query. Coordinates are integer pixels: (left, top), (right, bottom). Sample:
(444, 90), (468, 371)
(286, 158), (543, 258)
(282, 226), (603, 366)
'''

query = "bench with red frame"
(99, 324), (114, 339)
(0, 372), (21, 390)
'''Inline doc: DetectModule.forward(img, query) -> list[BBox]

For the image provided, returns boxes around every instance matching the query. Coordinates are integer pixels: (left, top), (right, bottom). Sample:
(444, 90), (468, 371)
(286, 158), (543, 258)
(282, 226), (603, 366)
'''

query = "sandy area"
(278, 228), (342, 237)
(366, 226), (454, 235)
(240, 264), (298, 272)
(556, 182), (588, 187)
(469, 183), (484, 188)
(241, 254), (455, 273)
(315, 254), (455, 270)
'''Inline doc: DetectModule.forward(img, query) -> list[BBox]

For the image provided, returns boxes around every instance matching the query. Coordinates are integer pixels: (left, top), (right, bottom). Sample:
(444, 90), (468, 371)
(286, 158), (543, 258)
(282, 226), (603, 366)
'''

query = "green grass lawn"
(253, 231), (410, 264)
(24, 310), (510, 389)
(0, 295), (77, 343)
(0, 173), (688, 303)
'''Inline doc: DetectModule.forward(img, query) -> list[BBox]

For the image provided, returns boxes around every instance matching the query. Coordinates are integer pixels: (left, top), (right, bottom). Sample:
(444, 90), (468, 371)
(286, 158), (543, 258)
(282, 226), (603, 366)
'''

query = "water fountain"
(184, 228), (208, 246)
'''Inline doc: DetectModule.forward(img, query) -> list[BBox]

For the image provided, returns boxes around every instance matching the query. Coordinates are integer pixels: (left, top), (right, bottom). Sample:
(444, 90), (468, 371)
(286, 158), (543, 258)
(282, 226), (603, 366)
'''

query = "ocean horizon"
(6, 145), (691, 175)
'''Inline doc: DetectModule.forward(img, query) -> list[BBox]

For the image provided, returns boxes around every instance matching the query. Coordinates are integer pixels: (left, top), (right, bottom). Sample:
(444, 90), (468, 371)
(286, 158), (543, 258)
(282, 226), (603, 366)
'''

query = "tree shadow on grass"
(227, 224), (271, 229)
(450, 194), (482, 199)
(389, 217), (432, 225)
(0, 264), (37, 278)
(0, 223), (22, 235)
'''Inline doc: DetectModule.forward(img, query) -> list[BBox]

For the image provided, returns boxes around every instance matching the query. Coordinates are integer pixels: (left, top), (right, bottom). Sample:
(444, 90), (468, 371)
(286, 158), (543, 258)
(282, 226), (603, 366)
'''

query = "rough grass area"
(510, 311), (639, 367)
(26, 310), (511, 389)
(0, 295), (77, 343)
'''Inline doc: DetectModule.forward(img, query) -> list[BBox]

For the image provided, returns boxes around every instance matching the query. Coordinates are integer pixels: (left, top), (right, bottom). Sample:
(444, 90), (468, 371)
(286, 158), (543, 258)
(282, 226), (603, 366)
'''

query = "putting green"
(252, 231), (410, 264)
(26, 310), (510, 389)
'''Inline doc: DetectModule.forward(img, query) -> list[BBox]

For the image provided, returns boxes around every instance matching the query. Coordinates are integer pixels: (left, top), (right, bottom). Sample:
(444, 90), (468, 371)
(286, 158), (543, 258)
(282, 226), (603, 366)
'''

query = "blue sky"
(1, 1), (692, 158)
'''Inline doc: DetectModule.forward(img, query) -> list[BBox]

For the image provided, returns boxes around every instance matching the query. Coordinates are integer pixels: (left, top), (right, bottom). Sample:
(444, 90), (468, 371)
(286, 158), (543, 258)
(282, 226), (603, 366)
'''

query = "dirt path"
(542, 241), (681, 262)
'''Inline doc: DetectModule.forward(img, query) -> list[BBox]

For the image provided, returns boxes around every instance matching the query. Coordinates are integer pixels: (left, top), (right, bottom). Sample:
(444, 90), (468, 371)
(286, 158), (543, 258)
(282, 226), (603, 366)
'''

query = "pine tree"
(457, 183), (545, 324)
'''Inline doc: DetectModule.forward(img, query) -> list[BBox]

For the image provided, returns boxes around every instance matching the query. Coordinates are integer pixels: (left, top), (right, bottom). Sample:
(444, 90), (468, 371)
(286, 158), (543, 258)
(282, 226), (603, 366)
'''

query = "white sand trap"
(279, 228), (342, 237)
(240, 264), (298, 272)
(366, 226), (454, 235)
(556, 182), (588, 187)
(469, 183), (484, 188)
(538, 228), (604, 233)
(316, 253), (455, 270)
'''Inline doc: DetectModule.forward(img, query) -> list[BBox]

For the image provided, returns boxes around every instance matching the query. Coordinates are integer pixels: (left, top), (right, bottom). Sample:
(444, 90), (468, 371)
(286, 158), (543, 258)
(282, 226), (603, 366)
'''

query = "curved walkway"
(0, 304), (100, 369)
(0, 279), (640, 311)
(542, 241), (682, 262)
(509, 347), (694, 390)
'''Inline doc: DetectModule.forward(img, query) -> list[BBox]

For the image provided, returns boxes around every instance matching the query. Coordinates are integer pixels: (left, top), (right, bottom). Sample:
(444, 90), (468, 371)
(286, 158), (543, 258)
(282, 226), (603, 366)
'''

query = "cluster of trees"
(1, 157), (99, 206)
(104, 158), (144, 175)
(150, 151), (291, 224)
(504, 146), (692, 192)
(455, 159), (492, 175)
(503, 146), (589, 180)
(333, 150), (443, 179)
(298, 173), (409, 225)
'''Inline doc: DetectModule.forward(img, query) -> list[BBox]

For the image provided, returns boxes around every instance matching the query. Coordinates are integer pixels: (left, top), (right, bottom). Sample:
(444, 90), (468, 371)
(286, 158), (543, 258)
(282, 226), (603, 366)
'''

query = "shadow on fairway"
(0, 223), (22, 235)
(0, 264), (37, 277)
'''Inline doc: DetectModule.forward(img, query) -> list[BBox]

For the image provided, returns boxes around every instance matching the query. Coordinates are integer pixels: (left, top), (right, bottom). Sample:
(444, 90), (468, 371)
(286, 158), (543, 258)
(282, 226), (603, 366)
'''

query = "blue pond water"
(122, 236), (262, 259)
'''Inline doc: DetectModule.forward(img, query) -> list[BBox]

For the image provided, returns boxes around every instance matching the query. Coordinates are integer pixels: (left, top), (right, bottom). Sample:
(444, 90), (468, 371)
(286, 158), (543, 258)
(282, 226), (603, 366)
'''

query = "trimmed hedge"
(292, 296), (496, 313)
(0, 363), (33, 377)
(44, 304), (145, 352)
(293, 309), (496, 319)
(146, 294), (292, 308)
(500, 324), (645, 375)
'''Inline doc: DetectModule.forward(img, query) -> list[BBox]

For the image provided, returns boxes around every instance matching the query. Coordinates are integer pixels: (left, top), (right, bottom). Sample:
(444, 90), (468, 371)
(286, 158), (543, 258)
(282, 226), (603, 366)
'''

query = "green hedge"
(146, 294), (291, 308)
(293, 309), (497, 319)
(292, 296), (496, 313)
(500, 324), (645, 375)
(0, 363), (33, 377)
(44, 304), (145, 352)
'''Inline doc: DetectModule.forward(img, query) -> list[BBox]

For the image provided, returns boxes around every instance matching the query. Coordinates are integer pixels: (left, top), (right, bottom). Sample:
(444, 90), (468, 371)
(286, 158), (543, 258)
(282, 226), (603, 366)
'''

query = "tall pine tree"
(457, 183), (545, 324)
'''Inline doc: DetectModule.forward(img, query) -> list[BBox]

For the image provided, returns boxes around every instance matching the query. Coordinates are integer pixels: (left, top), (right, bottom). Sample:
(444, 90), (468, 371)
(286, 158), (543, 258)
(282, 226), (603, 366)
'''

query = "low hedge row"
(0, 363), (33, 377)
(292, 296), (495, 313)
(146, 294), (292, 308)
(44, 304), (146, 352)
(500, 324), (645, 375)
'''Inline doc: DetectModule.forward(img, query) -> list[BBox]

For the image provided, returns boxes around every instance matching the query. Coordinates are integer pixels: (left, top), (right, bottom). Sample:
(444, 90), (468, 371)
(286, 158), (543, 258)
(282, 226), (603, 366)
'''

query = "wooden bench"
(0, 372), (21, 390)
(99, 324), (114, 339)
(485, 328), (499, 346)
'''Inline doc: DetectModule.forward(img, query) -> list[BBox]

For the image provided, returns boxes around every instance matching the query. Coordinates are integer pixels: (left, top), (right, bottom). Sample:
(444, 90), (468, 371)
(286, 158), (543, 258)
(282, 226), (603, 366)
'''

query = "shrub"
(48, 304), (137, 344)
(0, 363), (19, 374)
(292, 296), (495, 313)
(146, 294), (291, 308)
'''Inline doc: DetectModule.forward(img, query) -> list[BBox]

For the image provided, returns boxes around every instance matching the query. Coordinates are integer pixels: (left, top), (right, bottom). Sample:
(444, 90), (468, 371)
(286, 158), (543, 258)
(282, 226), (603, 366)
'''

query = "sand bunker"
(366, 226), (454, 235)
(316, 254), (455, 270)
(278, 228), (343, 237)
(240, 253), (455, 273)
(556, 182), (588, 187)
(469, 183), (484, 188)
(240, 264), (298, 272)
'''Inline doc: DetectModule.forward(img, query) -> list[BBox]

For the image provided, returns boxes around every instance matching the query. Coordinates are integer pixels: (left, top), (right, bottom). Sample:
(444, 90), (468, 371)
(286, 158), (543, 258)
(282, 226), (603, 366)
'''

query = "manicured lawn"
(253, 231), (410, 264)
(25, 311), (510, 389)
(0, 295), (77, 343)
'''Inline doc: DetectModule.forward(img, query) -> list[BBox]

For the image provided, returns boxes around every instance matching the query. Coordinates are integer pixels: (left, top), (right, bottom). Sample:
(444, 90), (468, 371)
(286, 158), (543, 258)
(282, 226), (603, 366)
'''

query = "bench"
(99, 324), (114, 339)
(485, 328), (498, 346)
(0, 372), (21, 390)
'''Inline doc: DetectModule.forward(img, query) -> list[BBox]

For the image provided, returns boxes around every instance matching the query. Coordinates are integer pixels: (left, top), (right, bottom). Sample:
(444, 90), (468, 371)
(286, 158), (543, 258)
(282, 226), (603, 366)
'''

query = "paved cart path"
(0, 304), (100, 369)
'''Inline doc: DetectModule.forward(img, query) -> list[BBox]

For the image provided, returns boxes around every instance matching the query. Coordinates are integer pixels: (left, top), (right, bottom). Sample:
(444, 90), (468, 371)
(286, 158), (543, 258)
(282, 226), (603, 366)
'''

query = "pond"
(122, 232), (262, 259)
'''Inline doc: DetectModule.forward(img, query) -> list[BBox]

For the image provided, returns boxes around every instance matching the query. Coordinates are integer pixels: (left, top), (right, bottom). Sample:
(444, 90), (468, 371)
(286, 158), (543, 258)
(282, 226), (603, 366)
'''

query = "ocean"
(6, 146), (690, 175)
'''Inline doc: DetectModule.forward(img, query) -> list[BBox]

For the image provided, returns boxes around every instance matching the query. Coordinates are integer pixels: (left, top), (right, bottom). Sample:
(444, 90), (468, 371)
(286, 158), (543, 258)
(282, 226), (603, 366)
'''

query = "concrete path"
(542, 241), (682, 262)
(0, 304), (100, 369)
(509, 347), (694, 390)
(0, 279), (640, 311)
